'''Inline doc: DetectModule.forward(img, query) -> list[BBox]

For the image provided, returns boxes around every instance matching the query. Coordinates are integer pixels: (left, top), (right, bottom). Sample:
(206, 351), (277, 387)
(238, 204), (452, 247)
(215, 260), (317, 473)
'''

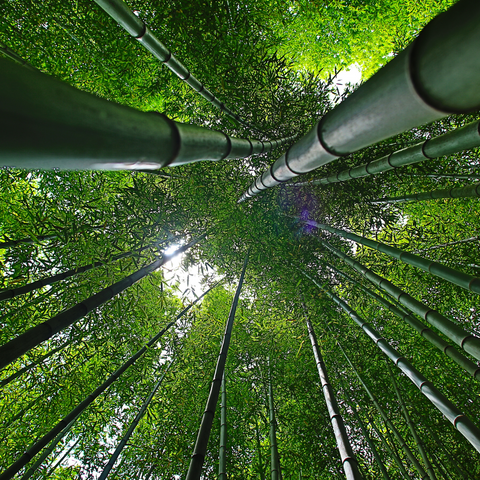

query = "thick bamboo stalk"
(0, 241), (164, 302)
(373, 183), (480, 204)
(93, 0), (256, 130)
(0, 286), (215, 480)
(323, 262), (480, 380)
(268, 370), (282, 480)
(98, 360), (173, 480)
(289, 121), (480, 189)
(319, 286), (480, 454)
(0, 58), (294, 170)
(218, 372), (227, 480)
(386, 363), (437, 480)
(304, 310), (362, 480)
(307, 219), (480, 294)
(186, 253), (248, 480)
(0, 235), (204, 371)
(239, 0), (480, 202)
(319, 239), (480, 362)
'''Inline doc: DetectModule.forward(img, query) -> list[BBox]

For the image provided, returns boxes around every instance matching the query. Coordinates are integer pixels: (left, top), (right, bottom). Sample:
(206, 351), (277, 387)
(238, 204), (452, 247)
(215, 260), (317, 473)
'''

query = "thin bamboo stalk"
(0, 58), (294, 170)
(400, 173), (480, 180)
(288, 122), (480, 189)
(239, 0), (480, 202)
(317, 284), (480, 454)
(44, 438), (80, 477)
(2, 396), (41, 431)
(386, 363), (437, 480)
(186, 253), (248, 480)
(319, 238), (480, 362)
(0, 285), (215, 480)
(98, 360), (173, 480)
(303, 309), (362, 479)
(93, 0), (256, 130)
(0, 235), (205, 371)
(0, 233), (59, 250)
(218, 372), (227, 480)
(413, 237), (478, 253)
(373, 183), (480, 204)
(255, 417), (266, 480)
(0, 42), (36, 71)
(323, 262), (480, 379)
(268, 368), (282, 480)
(307, 219), (480, 294)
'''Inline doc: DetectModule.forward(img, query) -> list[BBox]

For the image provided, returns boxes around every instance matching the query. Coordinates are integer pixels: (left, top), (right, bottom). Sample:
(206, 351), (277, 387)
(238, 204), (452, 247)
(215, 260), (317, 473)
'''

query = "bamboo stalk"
(268, 366), (282, 480)
(218, 372), (227, 480)
(317, 285), (480, 454)
(255, 417), (266, 480)
(373, 183), (480, 204)
(0, 285), (215, 480)
(0, 235), (205, 371)
(44, 438), (80, 477)
(0, 58), (294, 171)
(303, 308), (362, 479)
(319, 238), (480, 362)
(93, 0), (257, 130)
(323, 262), (480, 380)
(307, 219), (480, 294)
(0, 42), (36, 71)
(186, 253), (248, 480)
(239, 0), (480, 202)
(288, 122), (480, 189)
(0, 233), (59, 250)
(98, 360), (173, 480)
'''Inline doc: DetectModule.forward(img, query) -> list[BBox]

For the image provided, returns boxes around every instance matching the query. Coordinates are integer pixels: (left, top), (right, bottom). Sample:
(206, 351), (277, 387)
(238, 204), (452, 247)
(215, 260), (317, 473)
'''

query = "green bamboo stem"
(0, 58), (294, 171)
(268, 368), (282, 480)
(386, 362), (437, 480)
(98, 360), (173, 480)
(323, 262), (480, 380)
(239, 0), (480, 202)
(44, 438), (80, 477)
(373, 183), (480, 204)
(255, 417), (266, 480)
(319, 238), (480, 362)
(308, 219), (480, 294)
(93, 0), (256, 130)
(0, 285), (215, 480)
(400, 173), (480, 180)
(304, 310), (362, 479)
(20, 417), (78, 480)
(0, 233), (59, 250)
(0, 42), (36, 71)
(218, 372), (227, 480)
(0, 235), (205, 371)
(318, 284), (480, 454)
(289, 121), (480, 189)
(2, 396), (41, 431)
(0, 241), (164, 302)
(186, 253), (248, 480)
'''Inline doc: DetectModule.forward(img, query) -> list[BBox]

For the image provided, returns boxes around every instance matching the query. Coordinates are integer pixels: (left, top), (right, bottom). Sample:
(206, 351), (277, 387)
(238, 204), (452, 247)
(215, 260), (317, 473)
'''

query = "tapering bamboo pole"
(268, 369), (282, 480)
(373, 183), (480, 204)
(44, 438), (80, 477)
(98, 360), (173, 480)
(239, 0), (480, 202)
(93, 0), (256, 130)
(218, 372), (227, 480)
(316, 284), (480, 454)
(307, 219), (480, 294)
(255, 417), (266, 480)
(0, 58), (294, 171)
(303, 308), (362, 479)
(186, 253), (248, 480)
(0, 286), (215, 480)
(0, 235), (204, 371)
(319, 238), (480, 362)
(386, 362), (437, 480)
(323, 262), (480, 379)
(289, 121), (480, 189)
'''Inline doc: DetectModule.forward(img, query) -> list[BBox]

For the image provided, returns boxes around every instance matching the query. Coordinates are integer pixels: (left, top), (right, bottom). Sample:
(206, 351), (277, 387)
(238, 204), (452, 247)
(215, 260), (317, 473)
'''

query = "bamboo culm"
(0, 284), (216, 480)
(319, 238), (480, 362)
(93, 0), (256, 130)
(0, 233), (59, 250)
(218, 372), (227, 480)
(268, 369), (282, 480)
(303, 308), (362, 480)
(307, 219), (480, 294)
(98, 360), (174, 480)
(323, 262), (480, 379)
(386, 362), (437, 480)
(44, 438), (81, 477)
(0, 235), (205, 371)
(373, 183), (480, 204)
(318, 285), (480, 454)
(0, 58), (294, 171)
(186, 253), (248, 480)
(289, 121), (480, 189)
(255, 417), (266, 480)
(239, 0), (480, 202)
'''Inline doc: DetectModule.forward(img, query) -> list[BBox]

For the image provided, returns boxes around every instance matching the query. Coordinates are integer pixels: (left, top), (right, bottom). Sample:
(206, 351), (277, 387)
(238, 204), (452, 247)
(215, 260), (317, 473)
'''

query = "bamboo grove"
(1, 0), (480, 479)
